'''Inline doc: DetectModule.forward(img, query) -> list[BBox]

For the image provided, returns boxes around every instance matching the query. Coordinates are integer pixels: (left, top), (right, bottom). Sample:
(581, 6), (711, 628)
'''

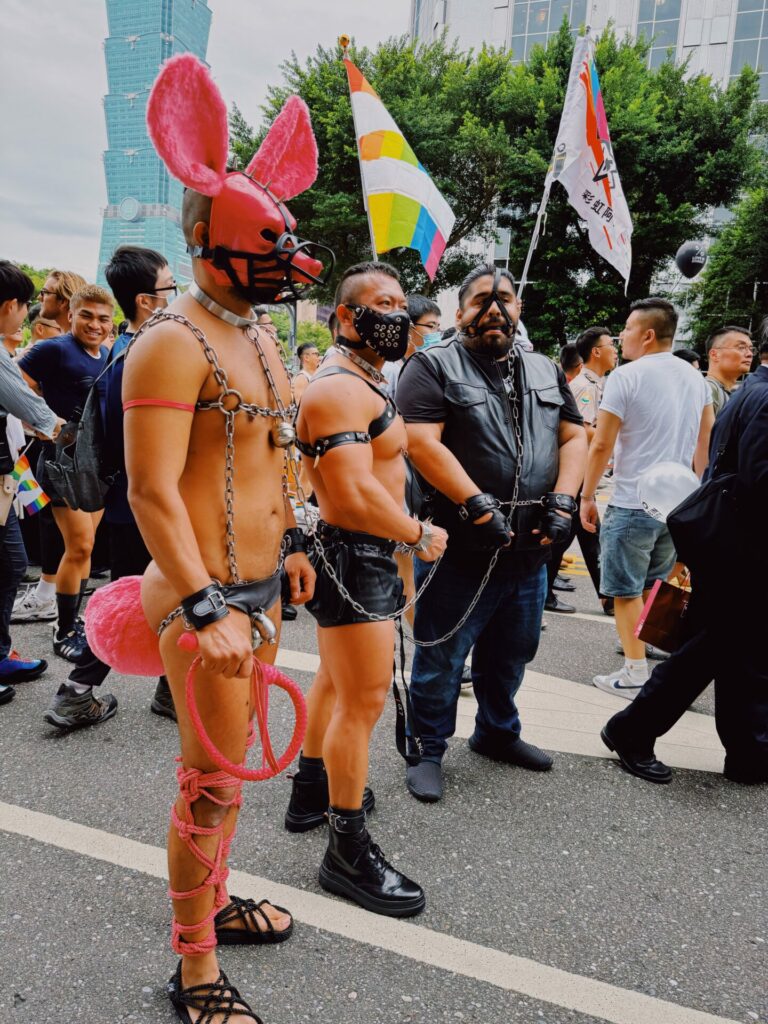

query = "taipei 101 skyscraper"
(97, 0), (212, 285)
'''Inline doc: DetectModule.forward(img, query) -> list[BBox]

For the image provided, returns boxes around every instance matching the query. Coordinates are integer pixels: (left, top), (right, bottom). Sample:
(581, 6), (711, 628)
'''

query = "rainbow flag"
(344, 58), (455, 280)
(11, 454), (50, 515)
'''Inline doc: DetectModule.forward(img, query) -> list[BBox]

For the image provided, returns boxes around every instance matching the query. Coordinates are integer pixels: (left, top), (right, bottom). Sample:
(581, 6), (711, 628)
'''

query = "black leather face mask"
(464, 267), (517, 340)
(342, 305), (411, 361)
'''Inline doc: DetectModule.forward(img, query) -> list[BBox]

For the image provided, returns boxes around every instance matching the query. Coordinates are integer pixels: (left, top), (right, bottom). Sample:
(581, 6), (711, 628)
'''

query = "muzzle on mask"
(187, 173), (335, 305)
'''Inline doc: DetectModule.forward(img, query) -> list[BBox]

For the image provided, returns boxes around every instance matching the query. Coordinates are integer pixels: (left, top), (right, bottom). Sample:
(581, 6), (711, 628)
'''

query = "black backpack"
(667, 384), (756, 578)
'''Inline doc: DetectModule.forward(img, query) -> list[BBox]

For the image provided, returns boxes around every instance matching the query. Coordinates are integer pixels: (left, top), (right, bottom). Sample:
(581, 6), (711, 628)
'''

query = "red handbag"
(635, 576), (691, 653)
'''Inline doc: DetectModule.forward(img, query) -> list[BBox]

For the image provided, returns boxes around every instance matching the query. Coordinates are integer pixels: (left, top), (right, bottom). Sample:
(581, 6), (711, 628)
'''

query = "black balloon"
(675, 241), (708, 279)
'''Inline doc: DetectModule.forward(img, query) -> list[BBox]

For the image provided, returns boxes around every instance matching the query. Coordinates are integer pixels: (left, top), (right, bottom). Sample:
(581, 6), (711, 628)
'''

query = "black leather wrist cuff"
(181, 584), (229, 630)
(284, 527), (308, 555)
(543, 492), (577, 516)
(459, 492), (499, 521)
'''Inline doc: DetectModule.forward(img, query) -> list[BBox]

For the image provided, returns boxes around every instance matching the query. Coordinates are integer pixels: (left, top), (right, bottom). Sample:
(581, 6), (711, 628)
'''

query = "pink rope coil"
(183, 653), (307, 783)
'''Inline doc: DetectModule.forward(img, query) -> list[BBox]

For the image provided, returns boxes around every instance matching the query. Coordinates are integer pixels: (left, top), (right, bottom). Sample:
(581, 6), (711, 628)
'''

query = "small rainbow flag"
(11, 454), (50, 515)
(344, 57), (455, 280)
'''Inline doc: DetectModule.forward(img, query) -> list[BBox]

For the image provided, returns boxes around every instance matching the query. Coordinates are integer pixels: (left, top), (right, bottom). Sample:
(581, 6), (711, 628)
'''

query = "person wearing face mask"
(285, 261), (447, 917)
(381, 293), (442, 400)
(395, 265), (587, 802)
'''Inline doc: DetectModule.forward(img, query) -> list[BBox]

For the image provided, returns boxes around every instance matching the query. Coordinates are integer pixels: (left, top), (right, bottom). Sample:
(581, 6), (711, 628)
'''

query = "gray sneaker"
(44, 686), (118, 730)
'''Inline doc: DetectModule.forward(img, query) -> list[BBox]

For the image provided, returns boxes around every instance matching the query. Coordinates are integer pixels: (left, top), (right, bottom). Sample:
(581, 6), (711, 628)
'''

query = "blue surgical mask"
(422, 331), (442, 349)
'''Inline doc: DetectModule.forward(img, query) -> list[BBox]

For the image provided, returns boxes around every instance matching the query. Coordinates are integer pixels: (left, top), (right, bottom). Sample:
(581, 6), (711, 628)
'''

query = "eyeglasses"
(38, 288), (57, 298)
(151, 283), (178, 298)
(717, 343), (755, 354)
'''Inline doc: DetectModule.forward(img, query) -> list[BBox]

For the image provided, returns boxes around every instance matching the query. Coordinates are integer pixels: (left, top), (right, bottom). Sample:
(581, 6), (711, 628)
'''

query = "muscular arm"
(580, 409), (621, 533)
(693, 403), (714, 477)
(553, 419), (587, 496)
(303, 378), (421, 545)
(404, 422), (482, 504)
(123, 325), (212, 597)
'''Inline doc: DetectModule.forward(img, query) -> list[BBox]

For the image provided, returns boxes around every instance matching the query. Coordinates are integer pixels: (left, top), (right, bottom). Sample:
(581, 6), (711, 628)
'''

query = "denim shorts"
(599, 505), (677, 598)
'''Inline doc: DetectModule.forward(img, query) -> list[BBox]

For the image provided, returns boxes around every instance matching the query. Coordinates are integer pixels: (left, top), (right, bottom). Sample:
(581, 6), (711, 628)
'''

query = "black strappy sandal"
(167, 961), (263, 1023)
(214, 896), (294, 946)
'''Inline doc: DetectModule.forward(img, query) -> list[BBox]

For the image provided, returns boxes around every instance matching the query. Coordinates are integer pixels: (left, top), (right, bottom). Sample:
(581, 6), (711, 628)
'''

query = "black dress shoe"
(285, 757), (375, 832)
(552, 575), (576, 592)
(468, 733), (553, 771)
(406, 760), (443, 802)
(544, 594), (576, 613)
(600, 723), (672, 784)
(281, 603), (298, 622)
(723, 758), (768, 785)
(0, 683), (15, 706)
(319, 808), (425, 917)
(150, 676), (177, 721)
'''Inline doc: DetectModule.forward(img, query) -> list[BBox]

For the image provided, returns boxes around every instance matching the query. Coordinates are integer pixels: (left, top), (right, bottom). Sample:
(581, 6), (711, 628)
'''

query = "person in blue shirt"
(41, 247), (178, 730)
(19, 286), (112, 668)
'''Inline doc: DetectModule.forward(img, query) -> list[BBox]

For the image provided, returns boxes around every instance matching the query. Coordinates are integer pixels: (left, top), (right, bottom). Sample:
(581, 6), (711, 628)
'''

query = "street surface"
(1, 521), (765, 1023)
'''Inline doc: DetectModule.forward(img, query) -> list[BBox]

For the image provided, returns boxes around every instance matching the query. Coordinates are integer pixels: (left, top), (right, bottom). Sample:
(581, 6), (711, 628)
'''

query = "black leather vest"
(411, 338), (563, 552)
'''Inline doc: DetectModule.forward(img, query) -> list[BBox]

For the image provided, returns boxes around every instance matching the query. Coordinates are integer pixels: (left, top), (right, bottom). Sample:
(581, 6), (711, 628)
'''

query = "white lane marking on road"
(274, 649), (724, 774)
(0, 801), (739, 1024)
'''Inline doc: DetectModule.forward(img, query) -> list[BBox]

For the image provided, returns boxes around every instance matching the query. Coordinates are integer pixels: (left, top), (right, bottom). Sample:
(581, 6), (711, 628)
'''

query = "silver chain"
(129, 308), (293, 587)
(289, 346), (538, 645)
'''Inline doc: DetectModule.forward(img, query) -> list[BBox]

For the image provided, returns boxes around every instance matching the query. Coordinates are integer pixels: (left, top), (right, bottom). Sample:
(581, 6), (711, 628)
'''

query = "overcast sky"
(0, 0), (411, 278)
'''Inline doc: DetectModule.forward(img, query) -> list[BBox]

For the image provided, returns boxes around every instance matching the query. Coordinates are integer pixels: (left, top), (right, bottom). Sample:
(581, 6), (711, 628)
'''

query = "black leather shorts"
(306, 522), (404, 628)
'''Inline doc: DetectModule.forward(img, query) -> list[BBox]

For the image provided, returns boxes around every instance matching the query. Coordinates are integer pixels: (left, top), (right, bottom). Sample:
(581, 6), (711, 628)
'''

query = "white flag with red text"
(547, 33), (633, 289)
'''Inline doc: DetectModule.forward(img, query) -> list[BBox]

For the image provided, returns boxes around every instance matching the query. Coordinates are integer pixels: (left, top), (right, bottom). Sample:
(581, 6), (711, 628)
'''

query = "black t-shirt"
(397, 346), (583, 425)
(19, 332), (108, 422)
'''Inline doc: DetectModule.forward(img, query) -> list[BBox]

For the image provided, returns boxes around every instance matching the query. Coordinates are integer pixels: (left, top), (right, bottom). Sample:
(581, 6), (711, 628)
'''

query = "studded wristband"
(543, 493), (578, 515)
(404, 519), (434, 554)
(284, 527), (308, 555)
(181, 584), (230, 630)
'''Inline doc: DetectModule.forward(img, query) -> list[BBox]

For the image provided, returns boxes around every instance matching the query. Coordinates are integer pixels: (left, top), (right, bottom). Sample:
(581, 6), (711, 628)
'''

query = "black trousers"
(546, 497), (602, 598)
(69, 520), (155, 688)
(610, 584), (768, 776)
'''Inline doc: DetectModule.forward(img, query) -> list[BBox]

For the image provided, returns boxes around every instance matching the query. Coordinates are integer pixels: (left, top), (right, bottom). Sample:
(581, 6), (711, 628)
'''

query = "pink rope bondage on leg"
(169, 764), (244, 956)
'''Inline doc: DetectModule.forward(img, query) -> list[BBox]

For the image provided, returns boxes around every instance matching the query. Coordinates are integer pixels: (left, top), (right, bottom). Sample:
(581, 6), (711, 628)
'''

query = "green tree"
(231, 27), (764, 346)
(687, 186), (768, 350)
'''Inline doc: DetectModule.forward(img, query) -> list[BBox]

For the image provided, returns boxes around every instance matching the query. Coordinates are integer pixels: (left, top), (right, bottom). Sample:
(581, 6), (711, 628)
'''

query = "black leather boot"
(319, 807), (425, 917)
(284, 755), (375, 832)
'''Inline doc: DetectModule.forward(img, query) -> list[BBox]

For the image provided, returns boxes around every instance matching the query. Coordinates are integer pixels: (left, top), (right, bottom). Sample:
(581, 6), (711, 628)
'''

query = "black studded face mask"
(342, 304), (411, 362)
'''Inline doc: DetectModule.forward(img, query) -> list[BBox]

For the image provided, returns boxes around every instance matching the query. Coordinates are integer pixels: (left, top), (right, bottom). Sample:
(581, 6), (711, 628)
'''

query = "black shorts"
(36, 442), (66, 508)
(306, 522), (404, 628)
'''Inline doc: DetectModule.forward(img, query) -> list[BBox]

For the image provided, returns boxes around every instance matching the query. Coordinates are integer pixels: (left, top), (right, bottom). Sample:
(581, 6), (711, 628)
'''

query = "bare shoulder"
(123, 317), (209, 400)
(300, 366), (378, 432)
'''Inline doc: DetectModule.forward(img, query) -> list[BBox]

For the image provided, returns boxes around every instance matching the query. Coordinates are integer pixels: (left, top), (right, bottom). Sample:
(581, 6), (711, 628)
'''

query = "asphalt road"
(0, 561), (765, 1024)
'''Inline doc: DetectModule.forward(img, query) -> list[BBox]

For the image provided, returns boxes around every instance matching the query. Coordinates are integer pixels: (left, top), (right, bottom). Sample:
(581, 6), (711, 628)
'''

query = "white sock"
(625, 658), (648, 682)
(67, 682), (92, 696)
(36, 579), (56, 601)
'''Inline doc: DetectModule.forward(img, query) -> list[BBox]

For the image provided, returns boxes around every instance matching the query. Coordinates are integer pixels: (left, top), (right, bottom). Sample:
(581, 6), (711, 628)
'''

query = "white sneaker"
(11, 586), (57, 623)
(593, 666), (646, 700)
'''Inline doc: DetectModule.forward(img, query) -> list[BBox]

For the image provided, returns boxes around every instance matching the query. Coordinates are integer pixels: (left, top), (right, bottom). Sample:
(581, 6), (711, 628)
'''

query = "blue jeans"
(599, 505), (676, 598)
(410, 556), (547, 760)
(0, 506), (28, 659)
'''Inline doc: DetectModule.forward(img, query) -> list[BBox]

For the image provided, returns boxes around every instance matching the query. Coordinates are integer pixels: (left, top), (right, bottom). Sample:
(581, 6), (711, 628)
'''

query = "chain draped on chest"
(127, 309), (296, 585)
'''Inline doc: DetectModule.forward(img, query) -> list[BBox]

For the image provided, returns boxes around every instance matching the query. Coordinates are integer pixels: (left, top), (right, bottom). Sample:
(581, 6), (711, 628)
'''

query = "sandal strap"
(215, 895), (290, 936)
(175, 969), (263, 1023)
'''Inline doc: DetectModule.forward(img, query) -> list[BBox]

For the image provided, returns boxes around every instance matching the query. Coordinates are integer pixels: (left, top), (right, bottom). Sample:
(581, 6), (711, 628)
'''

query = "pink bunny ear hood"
(146, 53), (229, 196)
(146, 57), (331, 302)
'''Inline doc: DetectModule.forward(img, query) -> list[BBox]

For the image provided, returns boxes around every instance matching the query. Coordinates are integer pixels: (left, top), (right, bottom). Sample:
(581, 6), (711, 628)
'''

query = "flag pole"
(341, 34), (378, 261)
(517, 177), (553, 301)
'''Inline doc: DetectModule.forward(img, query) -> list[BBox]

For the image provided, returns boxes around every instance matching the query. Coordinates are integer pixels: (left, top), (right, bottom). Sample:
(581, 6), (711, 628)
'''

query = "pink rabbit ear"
(147, 53), (229, 196)
(245, 95), (318, 201)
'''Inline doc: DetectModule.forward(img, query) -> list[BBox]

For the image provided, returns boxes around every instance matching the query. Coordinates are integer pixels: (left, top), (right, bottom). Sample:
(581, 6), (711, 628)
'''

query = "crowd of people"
(1, 240), (766, 1019)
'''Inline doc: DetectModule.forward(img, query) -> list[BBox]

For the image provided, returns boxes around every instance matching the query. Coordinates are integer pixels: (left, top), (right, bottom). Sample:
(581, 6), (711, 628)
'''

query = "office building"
(411, 1), (767, 97)
(97, 0), (212, 285)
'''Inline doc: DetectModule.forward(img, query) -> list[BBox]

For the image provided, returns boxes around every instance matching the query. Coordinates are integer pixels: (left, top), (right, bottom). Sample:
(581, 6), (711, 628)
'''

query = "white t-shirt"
(599, 351), (711, 509)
